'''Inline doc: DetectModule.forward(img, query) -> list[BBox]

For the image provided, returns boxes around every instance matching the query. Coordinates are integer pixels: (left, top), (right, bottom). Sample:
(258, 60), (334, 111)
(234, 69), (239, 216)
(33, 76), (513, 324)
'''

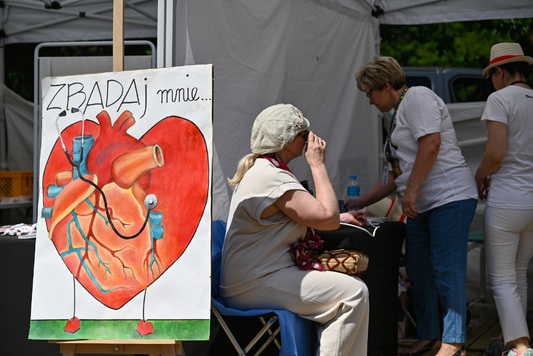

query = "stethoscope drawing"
(54, 107), (157, 240)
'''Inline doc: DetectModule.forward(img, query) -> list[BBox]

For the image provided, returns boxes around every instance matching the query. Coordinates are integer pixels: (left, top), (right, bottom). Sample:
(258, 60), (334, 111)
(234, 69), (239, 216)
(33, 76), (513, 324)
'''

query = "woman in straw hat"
(355, 56), (478, 356)
(220, 103), (370, 355)
(475, 42), (533, 356)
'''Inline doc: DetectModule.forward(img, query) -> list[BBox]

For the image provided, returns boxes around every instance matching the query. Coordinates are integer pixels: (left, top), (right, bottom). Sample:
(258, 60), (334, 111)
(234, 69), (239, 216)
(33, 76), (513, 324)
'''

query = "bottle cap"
(350, 175), (357, 179)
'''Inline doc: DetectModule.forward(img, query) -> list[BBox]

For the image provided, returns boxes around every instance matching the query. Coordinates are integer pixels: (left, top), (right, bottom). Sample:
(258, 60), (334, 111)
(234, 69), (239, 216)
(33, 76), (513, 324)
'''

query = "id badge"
(382, 162), (389, 185)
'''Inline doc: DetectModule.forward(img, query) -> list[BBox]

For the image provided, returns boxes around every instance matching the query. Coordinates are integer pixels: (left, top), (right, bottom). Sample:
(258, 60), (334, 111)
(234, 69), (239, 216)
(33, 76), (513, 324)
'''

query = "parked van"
(403, 67), (494, 104)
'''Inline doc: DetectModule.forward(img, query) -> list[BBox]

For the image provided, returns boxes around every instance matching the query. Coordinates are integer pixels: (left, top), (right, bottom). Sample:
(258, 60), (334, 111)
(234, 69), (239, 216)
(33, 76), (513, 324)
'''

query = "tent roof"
(375, 0), (533, 25)
(2, 0), (533, 45)
(315, 0), (533, 25)
(1, 0), (157, 44)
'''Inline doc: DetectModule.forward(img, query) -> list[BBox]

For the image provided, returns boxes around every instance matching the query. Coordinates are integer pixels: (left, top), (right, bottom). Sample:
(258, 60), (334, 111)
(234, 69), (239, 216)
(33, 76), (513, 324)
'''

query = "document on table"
(1, 223), (37, 239)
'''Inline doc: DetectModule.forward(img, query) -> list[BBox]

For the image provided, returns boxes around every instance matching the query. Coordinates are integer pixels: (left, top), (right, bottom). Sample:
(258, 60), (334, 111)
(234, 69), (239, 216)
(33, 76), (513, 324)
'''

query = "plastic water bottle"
(346, 175), (360, 211)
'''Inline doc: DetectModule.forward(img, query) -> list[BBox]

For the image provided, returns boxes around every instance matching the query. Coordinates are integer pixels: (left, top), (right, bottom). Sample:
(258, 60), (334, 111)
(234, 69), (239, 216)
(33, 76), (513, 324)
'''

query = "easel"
(47, 2), (182, 354)
(52, 340), (182, 356)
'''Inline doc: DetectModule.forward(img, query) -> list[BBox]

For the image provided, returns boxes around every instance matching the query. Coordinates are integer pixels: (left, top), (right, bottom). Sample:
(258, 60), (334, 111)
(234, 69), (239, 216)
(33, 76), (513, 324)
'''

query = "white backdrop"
(171, 0), (382, 221)
(167, 0), (533, 221)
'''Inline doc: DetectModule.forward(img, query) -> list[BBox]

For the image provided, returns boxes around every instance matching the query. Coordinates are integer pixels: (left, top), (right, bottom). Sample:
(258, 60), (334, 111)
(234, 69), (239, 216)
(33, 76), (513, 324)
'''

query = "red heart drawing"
(42, 110), (209, 309)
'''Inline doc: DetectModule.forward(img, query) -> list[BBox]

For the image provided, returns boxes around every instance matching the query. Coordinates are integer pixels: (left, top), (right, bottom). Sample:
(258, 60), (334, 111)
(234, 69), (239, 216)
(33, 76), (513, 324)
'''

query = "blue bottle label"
(347, 186), (360, 197)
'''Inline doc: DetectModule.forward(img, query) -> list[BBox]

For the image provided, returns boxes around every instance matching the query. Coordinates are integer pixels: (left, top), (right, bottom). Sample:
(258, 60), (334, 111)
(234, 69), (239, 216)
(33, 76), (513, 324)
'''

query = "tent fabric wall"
(172, 0), (381, 220)
(4, 87), (34, 171)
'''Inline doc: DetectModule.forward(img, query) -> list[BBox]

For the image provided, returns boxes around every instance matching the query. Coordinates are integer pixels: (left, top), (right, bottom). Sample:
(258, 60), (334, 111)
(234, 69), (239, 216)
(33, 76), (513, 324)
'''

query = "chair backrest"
(210, 219), (317, 356)
(211, 219), (227, 299)
(366, 196), (406, 223)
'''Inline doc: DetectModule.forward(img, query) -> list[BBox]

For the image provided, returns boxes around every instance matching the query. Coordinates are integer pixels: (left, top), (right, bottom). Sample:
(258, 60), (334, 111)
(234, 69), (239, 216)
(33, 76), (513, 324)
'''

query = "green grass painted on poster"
(28, 320), (210, 340)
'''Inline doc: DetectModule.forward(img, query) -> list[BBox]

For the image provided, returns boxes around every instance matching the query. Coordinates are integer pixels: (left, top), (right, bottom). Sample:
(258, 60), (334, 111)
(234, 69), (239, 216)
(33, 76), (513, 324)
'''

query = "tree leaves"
(381, 19), (533, 68)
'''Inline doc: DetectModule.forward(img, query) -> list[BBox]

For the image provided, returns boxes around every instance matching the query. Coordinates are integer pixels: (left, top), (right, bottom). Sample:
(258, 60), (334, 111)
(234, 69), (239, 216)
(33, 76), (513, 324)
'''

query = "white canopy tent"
(1, 0), (532, 222)
(0, 0), (532, 323)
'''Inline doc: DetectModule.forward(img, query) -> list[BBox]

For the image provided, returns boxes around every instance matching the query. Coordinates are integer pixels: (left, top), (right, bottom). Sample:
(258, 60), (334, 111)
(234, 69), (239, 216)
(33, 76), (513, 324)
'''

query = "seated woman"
(220, 103), (370, 355)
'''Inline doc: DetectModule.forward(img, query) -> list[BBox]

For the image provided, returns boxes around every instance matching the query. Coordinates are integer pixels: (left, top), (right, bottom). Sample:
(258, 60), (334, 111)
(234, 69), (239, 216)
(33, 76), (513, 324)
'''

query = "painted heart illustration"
(41, 110), (208, 309)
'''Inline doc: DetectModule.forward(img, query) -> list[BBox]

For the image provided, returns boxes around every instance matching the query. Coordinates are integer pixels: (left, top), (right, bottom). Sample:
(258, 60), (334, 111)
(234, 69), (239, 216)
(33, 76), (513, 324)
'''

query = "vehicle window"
(450, 76), (494, 103)
(406, 76), (432, 89)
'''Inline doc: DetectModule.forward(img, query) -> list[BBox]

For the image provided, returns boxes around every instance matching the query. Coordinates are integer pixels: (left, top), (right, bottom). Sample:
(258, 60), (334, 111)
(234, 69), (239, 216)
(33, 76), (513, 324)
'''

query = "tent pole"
(0, 5), (5, 171)
(113, 0), (124, 72)
(157, 0), (174, 68)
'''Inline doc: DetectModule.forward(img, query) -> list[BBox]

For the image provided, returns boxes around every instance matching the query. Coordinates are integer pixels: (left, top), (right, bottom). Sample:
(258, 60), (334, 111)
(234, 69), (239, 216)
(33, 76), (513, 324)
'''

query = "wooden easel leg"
(160, 344), (176, 356)
(53, 340), (182, 356)
(59, 343), (75, 356)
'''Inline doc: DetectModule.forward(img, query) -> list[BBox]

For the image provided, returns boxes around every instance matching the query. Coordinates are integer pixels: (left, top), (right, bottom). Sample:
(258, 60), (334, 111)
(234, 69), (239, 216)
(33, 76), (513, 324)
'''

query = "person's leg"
(429, 199), (475, 344)
(484, 207), (533, 352)
(514, 225), (533, 355)
(226, 267), (369, 356)
(427, 199), (476, 356)
(404, 214), (441, 351)
(516, 216), (533, 316)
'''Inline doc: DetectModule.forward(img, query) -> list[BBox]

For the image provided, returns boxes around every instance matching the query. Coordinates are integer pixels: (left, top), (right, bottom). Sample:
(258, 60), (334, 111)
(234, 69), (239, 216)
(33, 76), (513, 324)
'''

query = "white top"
(390, 86), (477, 213)
(482, 85), (533, 209)
(220, 158), (308, 297)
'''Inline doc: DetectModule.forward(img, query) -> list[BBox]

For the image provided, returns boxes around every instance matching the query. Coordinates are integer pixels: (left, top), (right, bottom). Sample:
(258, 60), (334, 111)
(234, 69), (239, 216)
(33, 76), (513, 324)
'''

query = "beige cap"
(250, 104), (310, 155)
(483, 42), (533, 77)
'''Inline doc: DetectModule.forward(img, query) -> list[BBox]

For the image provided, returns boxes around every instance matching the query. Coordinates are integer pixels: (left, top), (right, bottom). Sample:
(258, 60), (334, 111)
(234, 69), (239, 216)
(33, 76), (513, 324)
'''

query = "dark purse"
(290, 227), (369, 275)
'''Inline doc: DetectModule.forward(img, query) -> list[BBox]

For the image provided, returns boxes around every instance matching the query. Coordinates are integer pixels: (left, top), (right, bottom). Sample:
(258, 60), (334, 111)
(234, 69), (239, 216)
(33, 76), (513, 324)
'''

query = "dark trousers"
(318, 222), (405, 356)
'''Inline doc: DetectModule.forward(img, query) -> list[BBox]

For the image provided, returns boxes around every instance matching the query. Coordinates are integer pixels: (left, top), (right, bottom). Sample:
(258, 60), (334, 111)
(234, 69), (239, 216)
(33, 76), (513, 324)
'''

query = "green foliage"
(5, 44), (35, 101)
(380, 19), (533, 68)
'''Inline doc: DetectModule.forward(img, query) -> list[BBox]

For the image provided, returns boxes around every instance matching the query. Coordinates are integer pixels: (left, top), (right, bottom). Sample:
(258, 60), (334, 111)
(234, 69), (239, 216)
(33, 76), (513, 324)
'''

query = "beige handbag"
(314, 249), (369, 275)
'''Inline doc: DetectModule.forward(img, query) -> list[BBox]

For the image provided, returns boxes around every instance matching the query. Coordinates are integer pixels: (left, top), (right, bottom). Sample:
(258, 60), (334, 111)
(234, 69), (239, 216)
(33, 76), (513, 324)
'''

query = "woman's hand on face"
(305, 131), (327, 167)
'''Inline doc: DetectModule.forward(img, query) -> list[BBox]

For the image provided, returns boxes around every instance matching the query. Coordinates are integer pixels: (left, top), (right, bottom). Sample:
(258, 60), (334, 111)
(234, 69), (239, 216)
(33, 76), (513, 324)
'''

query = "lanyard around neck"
(261, 154), (293, 173)
(384, 86), (409, 160)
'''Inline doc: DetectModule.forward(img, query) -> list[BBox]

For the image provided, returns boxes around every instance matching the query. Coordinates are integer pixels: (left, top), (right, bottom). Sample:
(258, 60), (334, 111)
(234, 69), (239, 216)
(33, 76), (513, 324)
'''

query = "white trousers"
(484, 206), (533, 343)
(225, 266), (369, 356)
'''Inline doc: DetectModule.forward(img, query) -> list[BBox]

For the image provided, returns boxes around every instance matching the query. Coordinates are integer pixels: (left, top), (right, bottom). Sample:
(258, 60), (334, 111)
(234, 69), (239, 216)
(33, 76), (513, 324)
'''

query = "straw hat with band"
(483, 42), (533, 78)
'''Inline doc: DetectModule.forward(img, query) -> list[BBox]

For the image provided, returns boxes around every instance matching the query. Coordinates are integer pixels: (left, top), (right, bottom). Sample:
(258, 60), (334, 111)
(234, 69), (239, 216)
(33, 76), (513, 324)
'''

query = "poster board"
(29, 64), (213, 340)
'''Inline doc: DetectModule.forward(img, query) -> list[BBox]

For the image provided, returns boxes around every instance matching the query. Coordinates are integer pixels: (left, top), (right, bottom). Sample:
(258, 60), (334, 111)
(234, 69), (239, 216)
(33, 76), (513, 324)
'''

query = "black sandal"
(399, 339), (439, 356)
(452, 345), (466, 356)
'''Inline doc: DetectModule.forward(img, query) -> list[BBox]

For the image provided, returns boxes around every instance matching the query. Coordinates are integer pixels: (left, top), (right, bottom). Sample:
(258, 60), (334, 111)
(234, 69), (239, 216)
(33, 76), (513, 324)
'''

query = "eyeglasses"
(365, 89), (374, 99)
(299, 130), (309, 142)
